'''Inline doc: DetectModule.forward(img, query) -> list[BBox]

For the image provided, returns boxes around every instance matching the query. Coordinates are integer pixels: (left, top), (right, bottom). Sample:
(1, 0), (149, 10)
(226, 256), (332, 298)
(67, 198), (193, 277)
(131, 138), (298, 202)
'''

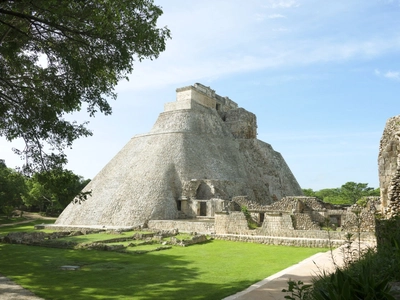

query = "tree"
(340, 182), (374, 204)
(315, 188), (341, 201)
(0, 161), (27, 216)
(303, 182), (379, 205)
(0, 0), (170, 172)
(302, 188), (316, 197)
(23, 169), (90, 214)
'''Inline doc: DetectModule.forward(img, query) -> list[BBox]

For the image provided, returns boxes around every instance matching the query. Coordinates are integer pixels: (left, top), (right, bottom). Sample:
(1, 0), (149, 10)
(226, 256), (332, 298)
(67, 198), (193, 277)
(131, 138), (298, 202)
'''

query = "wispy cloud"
(264, 0), (300, 8)
(375, 69), (400, 81)
(384, 71), (400, 80)
(116, 1), (400, 92)
(268, 13), (286, 19)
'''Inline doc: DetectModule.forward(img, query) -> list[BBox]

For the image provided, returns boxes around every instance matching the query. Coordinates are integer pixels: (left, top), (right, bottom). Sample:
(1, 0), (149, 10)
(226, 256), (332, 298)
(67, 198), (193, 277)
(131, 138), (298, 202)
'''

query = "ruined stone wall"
(269, 196), (333, 212)
(292, 213), (321, 230)
(378, 115), (400, 218)
(261, 213), (294, 231)
(231, 196), (269, 211)
(214, 211), (376, 242)
(148, 220), (215, 234)
(341, 207), (376, 232)
(212, 234), (344, 248)
(214, 212), (251, 235)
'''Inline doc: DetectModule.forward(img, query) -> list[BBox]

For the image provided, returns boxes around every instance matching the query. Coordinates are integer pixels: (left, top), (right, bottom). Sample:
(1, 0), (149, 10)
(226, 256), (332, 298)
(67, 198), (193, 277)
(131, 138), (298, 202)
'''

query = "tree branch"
(0, 7), (95, 37)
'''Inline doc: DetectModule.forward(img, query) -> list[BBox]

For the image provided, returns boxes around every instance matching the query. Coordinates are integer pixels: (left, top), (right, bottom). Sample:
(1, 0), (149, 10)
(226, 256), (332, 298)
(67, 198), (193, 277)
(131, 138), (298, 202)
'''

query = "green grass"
(0, 219), (56, 236)
(0, 222), (329, 299)
(0, 215), (26, 225)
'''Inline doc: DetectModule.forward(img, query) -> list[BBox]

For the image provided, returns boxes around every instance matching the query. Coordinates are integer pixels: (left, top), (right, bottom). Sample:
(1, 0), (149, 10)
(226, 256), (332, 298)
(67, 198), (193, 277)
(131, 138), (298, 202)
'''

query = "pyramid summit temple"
(55, 83), (303, 228)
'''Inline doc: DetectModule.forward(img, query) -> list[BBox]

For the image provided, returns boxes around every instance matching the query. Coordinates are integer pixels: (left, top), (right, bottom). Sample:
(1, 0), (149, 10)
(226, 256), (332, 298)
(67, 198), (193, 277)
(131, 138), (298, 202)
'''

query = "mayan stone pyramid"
(56, 83), (303, 227)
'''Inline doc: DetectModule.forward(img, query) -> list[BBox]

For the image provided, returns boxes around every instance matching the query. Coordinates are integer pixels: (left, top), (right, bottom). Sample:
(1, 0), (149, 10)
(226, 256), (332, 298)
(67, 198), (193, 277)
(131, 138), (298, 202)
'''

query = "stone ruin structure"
(378, 115), (400, 218)
(55, 83), (303, 228)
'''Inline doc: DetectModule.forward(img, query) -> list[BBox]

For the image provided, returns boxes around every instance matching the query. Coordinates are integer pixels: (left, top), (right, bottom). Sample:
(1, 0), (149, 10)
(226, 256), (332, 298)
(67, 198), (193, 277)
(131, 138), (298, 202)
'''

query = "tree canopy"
(0, 160), (26, 216)
(0, 161), (90, 216)
(23, 169), (90, 214)
(0, 0), (170, 172)
(303, 182), (380, 205)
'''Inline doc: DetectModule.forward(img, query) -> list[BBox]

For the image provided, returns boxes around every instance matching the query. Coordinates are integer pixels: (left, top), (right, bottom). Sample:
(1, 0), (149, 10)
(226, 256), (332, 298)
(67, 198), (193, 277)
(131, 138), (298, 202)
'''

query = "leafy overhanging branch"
(0, 0), (171, 173)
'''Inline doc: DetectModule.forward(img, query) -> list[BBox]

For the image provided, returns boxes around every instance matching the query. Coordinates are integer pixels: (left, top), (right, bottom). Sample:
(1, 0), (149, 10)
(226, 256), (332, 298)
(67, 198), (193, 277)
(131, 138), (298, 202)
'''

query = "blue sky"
(2, 0), (400, 190)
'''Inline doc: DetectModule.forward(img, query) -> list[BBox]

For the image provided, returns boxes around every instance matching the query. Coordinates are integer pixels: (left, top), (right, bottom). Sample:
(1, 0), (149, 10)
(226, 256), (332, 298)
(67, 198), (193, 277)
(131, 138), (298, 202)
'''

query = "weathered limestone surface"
(56, 83), (302, 227)
(378, 115), (400, 218)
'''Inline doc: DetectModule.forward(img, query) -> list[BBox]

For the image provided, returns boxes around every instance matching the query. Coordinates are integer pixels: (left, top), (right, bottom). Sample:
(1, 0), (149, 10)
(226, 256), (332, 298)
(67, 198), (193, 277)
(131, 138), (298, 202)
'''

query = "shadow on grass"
(0, 243), (253, 300)
(0, 219), (55, 234)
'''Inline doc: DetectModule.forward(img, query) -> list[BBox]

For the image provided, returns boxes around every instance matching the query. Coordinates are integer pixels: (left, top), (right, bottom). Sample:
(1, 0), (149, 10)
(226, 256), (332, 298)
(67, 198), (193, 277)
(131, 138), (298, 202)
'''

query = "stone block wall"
(378, 115), (400, 218)
(269, 196), (333, 212)
(342, 208), (376, 232)
(214, 212), (252, 235)
(261, 213), (294, 231)
(292, 213), (320, 230)
(232, 196), (268, 211)
(148, 220), (215, 234)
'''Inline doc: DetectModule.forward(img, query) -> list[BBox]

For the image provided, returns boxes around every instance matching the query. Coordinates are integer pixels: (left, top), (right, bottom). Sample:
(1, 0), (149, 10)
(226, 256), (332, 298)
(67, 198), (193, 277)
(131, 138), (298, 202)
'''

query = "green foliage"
(241, 205), (259, 229)
(303, 182), (379, 205)
(302, 188), (316, 197)
(0, 162), (27, 215)
(282, 280), (312, 300)
(340, 182), (373, 204)
(22, 169), (90, 214)
(304, 216), (400, 300)
(311, 264), (395, 300)
(0, 0), (171, 172)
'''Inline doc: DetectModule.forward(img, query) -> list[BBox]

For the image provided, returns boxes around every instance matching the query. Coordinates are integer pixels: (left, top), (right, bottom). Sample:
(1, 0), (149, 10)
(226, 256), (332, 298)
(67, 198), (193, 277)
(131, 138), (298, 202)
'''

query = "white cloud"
(384, 71), (400, 80)
(264, 0), (300, 8)
(375, 69), (400, 81)
(267, 13), (286, 19)
(114, 1), (400, 93)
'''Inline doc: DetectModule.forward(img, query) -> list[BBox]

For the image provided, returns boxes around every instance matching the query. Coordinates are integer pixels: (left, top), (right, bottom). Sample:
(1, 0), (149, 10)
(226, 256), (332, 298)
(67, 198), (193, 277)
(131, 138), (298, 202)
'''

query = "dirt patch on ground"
(0, 275), (44, 300)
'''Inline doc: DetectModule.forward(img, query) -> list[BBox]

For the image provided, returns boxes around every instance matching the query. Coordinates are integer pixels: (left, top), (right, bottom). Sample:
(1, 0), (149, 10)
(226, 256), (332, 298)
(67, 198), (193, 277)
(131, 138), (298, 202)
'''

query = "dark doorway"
(259, 213), (264, 224)
(200, 202), (207, 216)
(176, 200), (181, 211)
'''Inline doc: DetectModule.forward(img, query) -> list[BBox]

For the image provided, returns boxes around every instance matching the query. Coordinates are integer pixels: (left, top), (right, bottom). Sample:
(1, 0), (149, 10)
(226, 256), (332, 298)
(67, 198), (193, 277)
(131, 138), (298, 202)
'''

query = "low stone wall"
(292, 213), (320, 230)
(214, 212), (250, 235)
(148, 220), (215, 234)
(255, 229), (376, 242)
(39, 224), (137, 232)
(212, 234), (344, 248)
(261, 213), (294, 231)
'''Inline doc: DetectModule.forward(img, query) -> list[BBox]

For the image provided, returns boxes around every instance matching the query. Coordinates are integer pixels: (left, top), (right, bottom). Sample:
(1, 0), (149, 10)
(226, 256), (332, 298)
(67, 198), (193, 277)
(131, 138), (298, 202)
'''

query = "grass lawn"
(0, 215), (26, 225)
(0, 223), (329, 300)
(0, 219), (56, 236)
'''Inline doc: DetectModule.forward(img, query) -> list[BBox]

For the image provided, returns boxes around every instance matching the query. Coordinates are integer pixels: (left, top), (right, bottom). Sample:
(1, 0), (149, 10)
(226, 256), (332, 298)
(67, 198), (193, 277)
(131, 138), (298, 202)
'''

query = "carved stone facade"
(378, 115), (400, 218)
(56, 84), (302, 227)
